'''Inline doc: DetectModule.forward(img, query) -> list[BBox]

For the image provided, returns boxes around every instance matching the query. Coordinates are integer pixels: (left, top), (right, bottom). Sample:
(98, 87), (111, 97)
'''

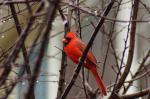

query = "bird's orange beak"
(62, 38), (68, 43)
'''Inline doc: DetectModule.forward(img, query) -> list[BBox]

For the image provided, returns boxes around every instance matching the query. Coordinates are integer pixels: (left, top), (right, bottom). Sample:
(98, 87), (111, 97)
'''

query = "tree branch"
(0, 0), (40, 5)
(25, 0), (60, 98)
(109, 0), (139, 98)
(121, 88), (150, 99)
(9, 1), (32, 78)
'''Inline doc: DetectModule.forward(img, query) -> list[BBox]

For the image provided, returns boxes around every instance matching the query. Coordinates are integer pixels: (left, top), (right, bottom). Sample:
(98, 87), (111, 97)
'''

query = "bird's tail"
(90, 67), (107, 96)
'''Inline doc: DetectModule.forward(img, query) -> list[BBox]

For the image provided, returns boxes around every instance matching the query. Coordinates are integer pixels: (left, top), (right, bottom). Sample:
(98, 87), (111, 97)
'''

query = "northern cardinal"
(62, 32), (107, 96)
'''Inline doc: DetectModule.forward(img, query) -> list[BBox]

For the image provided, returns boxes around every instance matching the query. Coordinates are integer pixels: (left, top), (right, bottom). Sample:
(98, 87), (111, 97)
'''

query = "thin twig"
(0, 0), (40, 5)
(56, 6), (69, 98)
(121, 88), (150, 99)
(123, 49), (150, 93)
(9, 1), (32, 77)
(25, 0), (60, 99)
(109, 0), (139, 98)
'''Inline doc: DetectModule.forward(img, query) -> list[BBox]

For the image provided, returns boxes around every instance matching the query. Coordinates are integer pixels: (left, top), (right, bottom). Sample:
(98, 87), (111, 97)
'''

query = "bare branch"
(121, 88), (150, 99)
(109, 0), (139, 98)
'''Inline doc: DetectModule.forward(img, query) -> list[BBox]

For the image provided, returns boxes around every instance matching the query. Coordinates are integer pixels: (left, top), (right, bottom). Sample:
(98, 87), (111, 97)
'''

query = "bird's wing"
(76, 39), (97, 65)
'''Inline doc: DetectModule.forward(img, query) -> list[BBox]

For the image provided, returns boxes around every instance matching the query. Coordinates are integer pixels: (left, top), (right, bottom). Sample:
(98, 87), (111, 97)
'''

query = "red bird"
(62, 32), (107, 96)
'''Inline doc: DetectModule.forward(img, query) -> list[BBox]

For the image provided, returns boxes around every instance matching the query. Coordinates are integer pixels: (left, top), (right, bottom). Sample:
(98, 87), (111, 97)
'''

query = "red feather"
(62, 32), (107, 96)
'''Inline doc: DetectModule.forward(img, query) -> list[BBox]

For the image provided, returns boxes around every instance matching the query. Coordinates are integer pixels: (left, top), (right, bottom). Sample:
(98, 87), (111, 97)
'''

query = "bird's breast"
(64, 44), (81, 64)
